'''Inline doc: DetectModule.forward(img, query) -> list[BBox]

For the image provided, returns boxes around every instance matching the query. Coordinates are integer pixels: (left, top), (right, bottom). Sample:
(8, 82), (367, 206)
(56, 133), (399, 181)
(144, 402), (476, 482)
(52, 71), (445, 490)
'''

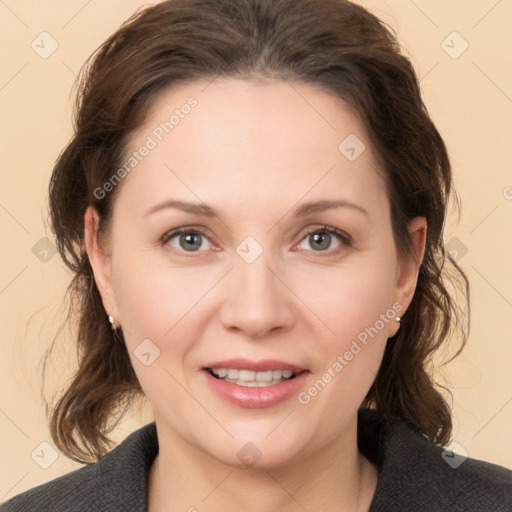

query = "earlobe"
(84, 205), (118, 320)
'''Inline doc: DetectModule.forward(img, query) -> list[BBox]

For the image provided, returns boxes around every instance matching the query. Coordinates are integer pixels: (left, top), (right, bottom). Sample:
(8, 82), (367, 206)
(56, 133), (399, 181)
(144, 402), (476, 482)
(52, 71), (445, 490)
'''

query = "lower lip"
(202, 369), (310, 408)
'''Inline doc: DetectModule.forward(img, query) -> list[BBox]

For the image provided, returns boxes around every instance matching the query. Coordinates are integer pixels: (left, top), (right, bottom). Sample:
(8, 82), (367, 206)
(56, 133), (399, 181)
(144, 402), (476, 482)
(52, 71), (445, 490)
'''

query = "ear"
(388, 216), (427, 337)
(84, 205), (119, 322)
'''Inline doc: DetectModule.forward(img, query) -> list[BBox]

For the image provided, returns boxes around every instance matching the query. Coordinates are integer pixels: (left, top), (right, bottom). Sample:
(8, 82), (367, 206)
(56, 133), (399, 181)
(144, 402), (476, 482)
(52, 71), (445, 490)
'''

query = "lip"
(202, 358), (306, 372)
(202, 368), (310, 408)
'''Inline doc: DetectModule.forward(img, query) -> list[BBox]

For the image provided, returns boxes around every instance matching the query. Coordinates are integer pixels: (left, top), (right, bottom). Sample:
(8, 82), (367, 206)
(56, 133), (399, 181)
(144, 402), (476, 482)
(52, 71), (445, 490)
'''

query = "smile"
(207, 368), (297, 387)
(202, 367), (310, 408)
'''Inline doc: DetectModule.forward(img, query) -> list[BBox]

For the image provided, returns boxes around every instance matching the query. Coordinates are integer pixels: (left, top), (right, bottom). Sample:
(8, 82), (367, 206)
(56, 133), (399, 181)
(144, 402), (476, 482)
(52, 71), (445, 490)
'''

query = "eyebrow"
(143, 199), (369, 219)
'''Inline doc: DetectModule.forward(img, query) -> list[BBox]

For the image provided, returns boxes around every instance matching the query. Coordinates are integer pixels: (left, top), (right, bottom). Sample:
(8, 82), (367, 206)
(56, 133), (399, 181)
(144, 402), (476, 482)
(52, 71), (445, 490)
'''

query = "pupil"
(181, 233), (201, 251)
(312, 232), (330, 250)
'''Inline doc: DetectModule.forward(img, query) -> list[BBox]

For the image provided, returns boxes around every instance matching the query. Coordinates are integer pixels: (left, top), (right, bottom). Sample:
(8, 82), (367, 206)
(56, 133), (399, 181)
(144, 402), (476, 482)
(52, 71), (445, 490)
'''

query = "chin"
(205, 435), (308, 471)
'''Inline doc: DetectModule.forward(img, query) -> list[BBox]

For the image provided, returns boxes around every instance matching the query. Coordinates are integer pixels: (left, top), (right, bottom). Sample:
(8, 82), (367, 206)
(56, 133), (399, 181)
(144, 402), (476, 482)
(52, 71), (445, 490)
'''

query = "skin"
(85, 78), (426, 512)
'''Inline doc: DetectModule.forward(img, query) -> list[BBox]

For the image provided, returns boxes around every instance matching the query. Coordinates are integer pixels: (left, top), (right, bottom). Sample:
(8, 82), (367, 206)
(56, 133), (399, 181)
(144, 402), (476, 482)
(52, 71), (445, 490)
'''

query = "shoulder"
(0, 423), (158, 512)
(358, 408), (512, 512)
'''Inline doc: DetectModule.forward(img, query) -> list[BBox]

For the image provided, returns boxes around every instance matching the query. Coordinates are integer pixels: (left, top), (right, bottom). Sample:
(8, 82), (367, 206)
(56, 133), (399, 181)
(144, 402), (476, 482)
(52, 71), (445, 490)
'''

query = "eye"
(296, 226), (351, 254)
(161, 227), (213, 253)
(161, 225), (351, 256)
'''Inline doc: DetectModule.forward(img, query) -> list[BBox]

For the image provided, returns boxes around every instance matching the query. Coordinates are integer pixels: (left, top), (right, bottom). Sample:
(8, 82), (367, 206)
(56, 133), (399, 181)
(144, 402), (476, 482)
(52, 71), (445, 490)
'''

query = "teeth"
(227, 369), (239, 379)
(241, 380), (274, 387)
(210, 367), (297, 386)
(256, 371), (273, 381)
(239, 370), (256, 381)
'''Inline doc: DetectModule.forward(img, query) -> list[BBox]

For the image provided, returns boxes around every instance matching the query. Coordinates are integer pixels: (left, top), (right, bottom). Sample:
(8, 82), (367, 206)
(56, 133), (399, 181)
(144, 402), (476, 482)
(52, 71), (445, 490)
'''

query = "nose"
(218, 251), (296, 339)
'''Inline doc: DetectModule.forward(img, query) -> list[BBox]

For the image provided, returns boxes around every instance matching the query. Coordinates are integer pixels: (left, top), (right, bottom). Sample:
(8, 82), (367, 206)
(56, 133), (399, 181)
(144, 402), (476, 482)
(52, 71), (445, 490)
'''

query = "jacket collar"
(90, 408), (511, 510)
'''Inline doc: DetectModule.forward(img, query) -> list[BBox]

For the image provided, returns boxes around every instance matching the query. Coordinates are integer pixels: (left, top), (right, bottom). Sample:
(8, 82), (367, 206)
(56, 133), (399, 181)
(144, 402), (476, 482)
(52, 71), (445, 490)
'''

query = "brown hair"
(46, 0), (469, 463)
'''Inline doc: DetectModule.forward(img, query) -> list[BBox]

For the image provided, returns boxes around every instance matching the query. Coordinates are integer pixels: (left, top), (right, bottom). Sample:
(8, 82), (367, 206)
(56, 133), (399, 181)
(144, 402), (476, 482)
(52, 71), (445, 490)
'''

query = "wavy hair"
(46, 0), (470, 463)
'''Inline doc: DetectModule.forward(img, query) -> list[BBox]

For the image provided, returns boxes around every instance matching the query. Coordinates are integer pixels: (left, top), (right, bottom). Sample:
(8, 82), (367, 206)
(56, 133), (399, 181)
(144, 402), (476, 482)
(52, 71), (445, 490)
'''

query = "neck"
(148, 415), (378, 512)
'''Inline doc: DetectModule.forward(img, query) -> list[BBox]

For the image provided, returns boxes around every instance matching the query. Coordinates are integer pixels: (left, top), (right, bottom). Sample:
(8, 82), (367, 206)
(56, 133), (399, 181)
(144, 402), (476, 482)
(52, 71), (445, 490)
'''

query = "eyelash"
(160, 225), (352, 257)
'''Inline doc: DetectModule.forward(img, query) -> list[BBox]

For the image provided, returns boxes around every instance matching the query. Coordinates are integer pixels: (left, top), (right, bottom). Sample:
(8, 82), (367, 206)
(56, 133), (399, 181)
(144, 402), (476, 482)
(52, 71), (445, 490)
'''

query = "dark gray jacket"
(2, 409), (511, 511)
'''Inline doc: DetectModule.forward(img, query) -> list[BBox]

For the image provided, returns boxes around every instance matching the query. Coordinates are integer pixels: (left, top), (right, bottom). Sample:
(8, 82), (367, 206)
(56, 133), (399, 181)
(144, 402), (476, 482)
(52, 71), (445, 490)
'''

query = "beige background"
(1, 0), (511, 501)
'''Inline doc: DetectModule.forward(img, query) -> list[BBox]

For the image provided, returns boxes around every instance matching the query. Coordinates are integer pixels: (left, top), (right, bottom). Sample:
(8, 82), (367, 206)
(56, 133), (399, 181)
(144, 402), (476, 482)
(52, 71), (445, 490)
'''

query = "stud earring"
(108, 314), (118, 330)
(396, 317), (401, 322)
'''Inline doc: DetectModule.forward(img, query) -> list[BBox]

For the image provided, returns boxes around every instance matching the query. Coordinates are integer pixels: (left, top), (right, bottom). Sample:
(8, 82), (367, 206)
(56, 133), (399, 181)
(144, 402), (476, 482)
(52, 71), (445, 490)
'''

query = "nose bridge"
(219, 239), (294, 337)
(233, 245), (282, 310)
(234, 250), (275, 298)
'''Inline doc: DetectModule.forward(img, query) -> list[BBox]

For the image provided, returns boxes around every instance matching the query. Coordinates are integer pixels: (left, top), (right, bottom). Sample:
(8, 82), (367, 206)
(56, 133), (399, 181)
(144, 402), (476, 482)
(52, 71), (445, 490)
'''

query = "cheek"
(297, 254), (397, 344)
(111, 253), (207, 346)
(294, 268), (395, 430)
(292, 250), (397, 408)
(110, 256), (211, 413)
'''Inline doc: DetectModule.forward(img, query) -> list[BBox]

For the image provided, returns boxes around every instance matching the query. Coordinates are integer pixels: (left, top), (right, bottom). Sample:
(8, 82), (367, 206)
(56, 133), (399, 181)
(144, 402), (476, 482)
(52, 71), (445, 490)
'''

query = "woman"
(2, 0), (511, 510)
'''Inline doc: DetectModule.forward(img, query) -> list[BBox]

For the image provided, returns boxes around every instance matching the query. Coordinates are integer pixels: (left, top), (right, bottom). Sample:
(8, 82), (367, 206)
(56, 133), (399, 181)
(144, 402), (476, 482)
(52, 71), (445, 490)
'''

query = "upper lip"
(203, 358), (307, 372)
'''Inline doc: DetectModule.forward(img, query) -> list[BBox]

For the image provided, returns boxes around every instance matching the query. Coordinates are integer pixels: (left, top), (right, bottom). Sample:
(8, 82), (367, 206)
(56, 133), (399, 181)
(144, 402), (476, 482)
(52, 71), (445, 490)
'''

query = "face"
(85, 78), (425, 469)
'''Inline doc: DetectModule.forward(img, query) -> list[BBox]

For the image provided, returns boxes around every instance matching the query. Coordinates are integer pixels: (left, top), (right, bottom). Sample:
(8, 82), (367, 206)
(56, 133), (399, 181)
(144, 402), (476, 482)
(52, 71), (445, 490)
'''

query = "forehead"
(116, 78), (387, 217)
